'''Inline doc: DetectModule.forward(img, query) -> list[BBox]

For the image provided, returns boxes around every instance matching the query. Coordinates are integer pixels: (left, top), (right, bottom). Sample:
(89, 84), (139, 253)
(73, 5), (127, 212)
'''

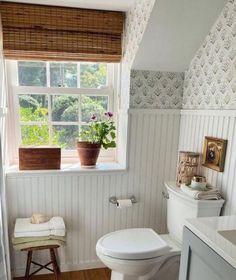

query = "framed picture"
(202, 137), (227, 172)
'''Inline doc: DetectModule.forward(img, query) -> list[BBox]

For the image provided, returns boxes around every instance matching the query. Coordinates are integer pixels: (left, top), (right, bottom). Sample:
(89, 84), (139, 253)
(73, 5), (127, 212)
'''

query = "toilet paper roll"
(116, 199), (132, 209)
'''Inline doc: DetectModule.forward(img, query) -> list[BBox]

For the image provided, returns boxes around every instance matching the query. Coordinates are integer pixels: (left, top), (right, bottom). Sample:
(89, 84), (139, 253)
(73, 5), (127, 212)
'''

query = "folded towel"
(14, 216), (66, 238)
(180, 184), (222, 200)
(50, 217), (65, 231)
(14, 230), (51, 238)
(31, 213), (50, 224)
(12, 235), (66, 245)
(15, 218), (50, 234)
(14, 229), (65, 238)
(13, 239), (65, 250)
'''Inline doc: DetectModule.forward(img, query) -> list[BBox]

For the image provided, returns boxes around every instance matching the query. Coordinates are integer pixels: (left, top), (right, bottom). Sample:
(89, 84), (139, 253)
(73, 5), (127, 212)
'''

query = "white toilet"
(96, 182), (224, 280)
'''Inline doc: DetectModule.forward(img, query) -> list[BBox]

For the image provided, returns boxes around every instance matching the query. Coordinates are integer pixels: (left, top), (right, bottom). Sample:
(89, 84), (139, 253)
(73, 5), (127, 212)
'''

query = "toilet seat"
(96, 228), (171, 260)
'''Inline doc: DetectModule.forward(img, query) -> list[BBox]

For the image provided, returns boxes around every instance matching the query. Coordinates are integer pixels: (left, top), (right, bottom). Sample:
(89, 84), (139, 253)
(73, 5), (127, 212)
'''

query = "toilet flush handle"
(162, 191), (169, 199)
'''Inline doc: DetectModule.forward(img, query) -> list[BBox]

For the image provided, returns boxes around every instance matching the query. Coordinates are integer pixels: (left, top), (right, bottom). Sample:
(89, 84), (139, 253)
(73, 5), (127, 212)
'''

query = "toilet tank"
(165, 181), (224, 244)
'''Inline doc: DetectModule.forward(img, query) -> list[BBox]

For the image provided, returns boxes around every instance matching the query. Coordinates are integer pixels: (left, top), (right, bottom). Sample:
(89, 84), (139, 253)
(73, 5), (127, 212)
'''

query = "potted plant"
(77, 112), (116, 166)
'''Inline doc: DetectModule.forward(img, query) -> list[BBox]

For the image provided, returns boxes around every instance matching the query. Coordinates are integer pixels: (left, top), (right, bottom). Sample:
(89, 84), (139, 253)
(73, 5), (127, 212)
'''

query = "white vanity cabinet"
(179, 226), (236, 280)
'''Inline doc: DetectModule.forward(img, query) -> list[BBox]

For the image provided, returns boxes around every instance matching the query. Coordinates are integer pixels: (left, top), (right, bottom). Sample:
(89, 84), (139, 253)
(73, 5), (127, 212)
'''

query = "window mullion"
(47, 62), (52, 145)
(77, 62), (81, 134)
(77, 63), (80, 88)
(78, 94), (82, 134)
(48, 93), (53, 145)
(51, 121), (78, 126)
(20, 121), (47, 125)
(61, 63), (64, 87)
(46, 61), (50, 87)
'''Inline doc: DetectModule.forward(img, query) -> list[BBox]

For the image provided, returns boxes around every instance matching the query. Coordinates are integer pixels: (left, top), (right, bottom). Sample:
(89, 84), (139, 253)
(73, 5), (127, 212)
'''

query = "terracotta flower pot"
(77, 141), (101, 166)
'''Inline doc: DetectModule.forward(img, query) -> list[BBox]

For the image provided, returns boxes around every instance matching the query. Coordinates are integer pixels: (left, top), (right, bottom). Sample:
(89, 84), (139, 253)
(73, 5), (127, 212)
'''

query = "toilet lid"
(96, 228), (171, 260)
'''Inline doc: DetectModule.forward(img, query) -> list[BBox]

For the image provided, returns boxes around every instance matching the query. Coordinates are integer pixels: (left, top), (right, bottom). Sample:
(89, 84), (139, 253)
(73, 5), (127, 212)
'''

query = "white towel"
(14, 216), (65, 238)
(180, 184), (222, 200)
(14, 230), (51, 238)
(50, 217), (65, 231)
(15, 218), (50, 233)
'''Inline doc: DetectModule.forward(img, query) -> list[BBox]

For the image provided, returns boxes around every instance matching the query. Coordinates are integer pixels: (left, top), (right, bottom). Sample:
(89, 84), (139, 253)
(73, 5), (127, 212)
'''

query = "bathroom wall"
(6, 109), (180, 276)
(118, 0), (156, 166)
(179, 0), (236, 214)
(0, 15), (10, 280)
(130, 70), (184, 109)
(5, 0), (182, 276)
(183, 0), (236, 109)
(6, 0), (235, 277)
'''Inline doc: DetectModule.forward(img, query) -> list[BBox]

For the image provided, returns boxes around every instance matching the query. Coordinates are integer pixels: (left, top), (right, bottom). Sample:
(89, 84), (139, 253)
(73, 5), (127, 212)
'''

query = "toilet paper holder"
(109, 196), (137, 205)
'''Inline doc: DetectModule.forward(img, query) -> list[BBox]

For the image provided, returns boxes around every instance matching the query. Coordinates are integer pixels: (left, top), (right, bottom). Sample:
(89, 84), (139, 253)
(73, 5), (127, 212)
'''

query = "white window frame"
(6, 60), (119, 164)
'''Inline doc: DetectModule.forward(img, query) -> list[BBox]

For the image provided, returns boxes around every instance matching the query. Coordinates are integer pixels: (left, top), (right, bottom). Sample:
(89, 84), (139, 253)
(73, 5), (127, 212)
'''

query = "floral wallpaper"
(123, 0), (156, 67)
(130, 70), (184, 109)
(117, 0), (156, 164)
(183, 0), (236, 109)
(120, 0), (156, 109)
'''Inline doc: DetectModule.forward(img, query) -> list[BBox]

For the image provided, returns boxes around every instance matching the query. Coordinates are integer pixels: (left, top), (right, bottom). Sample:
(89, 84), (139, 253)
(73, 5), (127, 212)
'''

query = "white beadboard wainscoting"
(179, 110), (236, 215)
(6, 109), (180, 277)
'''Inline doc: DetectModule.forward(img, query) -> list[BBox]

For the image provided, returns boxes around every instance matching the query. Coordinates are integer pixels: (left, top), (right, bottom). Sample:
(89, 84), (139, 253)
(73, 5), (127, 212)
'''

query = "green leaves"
(103, 141), (116, 149)
(79, 115), (116, 150)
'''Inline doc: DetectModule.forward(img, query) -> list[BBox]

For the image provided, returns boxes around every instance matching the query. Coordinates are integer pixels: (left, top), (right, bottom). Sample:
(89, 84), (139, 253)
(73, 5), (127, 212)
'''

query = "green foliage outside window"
(80, 63), (107, 88)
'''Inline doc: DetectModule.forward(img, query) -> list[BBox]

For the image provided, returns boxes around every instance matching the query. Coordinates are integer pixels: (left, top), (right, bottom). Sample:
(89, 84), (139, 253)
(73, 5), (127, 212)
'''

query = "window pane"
(53, 125), (78, 150)
(51, 95), (78, 122)
(50, 63), (77, 87)
(18, 61), (46, 86)
(80, 63), (107, 89)
(19, 94), (48, 121)
(21, 125), (49, 145)
(81, 95), (108, 122)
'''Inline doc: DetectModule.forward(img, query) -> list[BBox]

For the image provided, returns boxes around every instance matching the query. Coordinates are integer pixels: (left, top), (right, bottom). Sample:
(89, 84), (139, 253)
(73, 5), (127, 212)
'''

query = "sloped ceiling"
(132, 0), (227, 72)
(3, 0), (135, 11)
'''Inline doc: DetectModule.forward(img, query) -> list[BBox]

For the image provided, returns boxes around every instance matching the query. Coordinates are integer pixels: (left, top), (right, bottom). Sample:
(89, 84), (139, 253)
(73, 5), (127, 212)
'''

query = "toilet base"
(110, 254), (180, 280)
(110, 261), (163, 280)
(111, 271), (136, 280)
(111, 271), (153, 280)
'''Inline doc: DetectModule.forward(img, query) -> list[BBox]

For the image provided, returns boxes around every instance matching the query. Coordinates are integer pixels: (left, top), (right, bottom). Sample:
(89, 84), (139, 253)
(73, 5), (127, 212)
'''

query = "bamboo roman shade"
(0, 1), (124, 62)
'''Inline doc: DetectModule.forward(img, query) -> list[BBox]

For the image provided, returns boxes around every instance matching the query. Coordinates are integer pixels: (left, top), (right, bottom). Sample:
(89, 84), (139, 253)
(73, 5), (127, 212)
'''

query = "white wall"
(6, 109), (181, 276)
(6, 1), (175, 277)
(118, 0), (156, 166)
(179, 0), (236, 215)
(0, 14), (10, 280)
(183, 0), (236, 109)
(133, 0), (227, 72)
(179, 110), (236, 215)
(6, 0), (234, 277)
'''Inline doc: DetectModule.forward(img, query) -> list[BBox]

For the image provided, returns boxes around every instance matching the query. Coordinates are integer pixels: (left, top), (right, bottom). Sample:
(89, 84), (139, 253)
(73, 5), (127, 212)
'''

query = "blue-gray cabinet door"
(179, 227), (236, 280)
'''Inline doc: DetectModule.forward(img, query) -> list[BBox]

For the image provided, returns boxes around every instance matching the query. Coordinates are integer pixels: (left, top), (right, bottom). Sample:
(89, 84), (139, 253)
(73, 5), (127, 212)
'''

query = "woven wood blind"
(0, 1), (124, 62)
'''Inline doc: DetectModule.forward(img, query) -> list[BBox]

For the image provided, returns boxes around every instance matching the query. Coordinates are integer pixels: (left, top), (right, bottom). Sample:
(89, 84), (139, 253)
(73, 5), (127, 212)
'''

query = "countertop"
(185, 215), (236, 269)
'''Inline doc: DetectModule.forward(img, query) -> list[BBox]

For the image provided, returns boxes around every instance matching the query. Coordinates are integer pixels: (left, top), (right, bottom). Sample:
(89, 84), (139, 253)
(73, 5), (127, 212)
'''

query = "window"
(7, 61), (118, 163)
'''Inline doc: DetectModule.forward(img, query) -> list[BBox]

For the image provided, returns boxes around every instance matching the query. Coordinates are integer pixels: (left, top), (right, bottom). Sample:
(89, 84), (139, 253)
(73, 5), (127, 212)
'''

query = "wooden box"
(19, 147), (61, 170)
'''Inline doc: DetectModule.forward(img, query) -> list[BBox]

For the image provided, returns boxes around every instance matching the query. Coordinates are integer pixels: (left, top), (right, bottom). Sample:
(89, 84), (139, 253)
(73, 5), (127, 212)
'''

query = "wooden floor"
(15, 268), (111, 280)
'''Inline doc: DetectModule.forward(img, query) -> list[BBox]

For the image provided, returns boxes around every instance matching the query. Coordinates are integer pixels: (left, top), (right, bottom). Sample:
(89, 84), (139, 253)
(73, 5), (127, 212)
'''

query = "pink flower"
(105, 112), (113, 118)
(91, 114), (97, 121)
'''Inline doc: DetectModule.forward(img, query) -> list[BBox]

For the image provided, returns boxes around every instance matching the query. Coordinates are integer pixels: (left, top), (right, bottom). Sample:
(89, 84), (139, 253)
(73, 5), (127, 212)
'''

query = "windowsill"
(6, 162), (127, 177)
